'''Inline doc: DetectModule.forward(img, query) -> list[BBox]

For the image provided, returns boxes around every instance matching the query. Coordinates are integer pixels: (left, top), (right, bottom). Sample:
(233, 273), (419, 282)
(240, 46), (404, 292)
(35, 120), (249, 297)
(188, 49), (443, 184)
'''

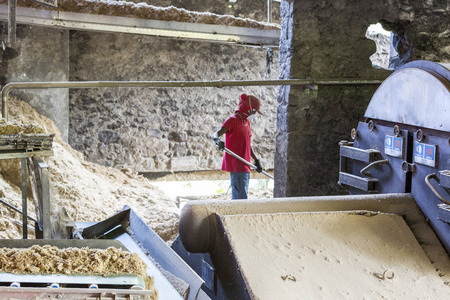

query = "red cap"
(239, 93), (262, 115)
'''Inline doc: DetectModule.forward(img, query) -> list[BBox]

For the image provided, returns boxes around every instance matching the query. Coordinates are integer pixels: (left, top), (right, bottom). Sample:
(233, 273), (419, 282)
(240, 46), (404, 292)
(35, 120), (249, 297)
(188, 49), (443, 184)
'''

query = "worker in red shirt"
(212, 93), (263, 199)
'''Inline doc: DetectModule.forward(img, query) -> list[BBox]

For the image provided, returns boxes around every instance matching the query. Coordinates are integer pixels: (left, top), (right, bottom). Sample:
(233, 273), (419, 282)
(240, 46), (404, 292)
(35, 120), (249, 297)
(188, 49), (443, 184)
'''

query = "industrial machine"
(339, 60), (450, 252)
(172, 60), (450, 299)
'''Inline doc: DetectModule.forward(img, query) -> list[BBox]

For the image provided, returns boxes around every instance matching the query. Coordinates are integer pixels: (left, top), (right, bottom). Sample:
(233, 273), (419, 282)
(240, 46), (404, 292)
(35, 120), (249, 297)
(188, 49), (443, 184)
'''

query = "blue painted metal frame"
(344, 60), (450, 254)
(411, 130), (450, 253)
(342, 122), (410, 195)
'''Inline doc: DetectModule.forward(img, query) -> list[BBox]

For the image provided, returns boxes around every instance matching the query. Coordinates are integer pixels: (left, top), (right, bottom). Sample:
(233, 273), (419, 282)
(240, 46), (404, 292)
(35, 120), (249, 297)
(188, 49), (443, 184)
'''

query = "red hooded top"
(220, 94), (261, 172)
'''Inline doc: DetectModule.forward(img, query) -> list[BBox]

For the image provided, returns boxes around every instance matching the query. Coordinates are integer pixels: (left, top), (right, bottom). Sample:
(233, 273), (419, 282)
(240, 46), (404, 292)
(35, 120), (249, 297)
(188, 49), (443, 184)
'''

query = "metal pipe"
(267, 0), (272, 23)
(21, 157), (27, 239)
(8, 217), (35, 231)
(0, 198), (38, 223)
(425, 173), (450, 205)
(360, 159), (390, 177)
(1, 79), (383, 120)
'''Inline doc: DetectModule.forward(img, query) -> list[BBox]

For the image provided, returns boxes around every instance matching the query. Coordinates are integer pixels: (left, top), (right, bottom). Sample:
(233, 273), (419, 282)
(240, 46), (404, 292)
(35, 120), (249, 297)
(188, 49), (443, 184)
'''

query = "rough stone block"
(170, 156), (197, 171)
(98, 130), (120, 144)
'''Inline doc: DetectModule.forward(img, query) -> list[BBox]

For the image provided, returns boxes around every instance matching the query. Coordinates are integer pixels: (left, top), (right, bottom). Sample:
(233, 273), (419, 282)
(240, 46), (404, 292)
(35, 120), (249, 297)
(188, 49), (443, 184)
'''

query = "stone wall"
(275, 0), (450, 197)
(0, 24), (70, 141)
(69, 32), (279, 172)
(63, 1), (280, 172)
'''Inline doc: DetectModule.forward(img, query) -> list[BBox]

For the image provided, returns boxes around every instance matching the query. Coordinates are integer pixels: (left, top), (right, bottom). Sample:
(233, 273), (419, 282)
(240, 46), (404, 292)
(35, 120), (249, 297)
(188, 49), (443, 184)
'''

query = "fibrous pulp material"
(221, 211), (450, 300)
(0, 97), (179, 242)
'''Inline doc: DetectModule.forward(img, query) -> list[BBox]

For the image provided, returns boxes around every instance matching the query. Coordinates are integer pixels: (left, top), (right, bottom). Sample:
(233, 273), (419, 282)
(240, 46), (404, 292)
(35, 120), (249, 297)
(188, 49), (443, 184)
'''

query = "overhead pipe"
(1, 78), (383, 120)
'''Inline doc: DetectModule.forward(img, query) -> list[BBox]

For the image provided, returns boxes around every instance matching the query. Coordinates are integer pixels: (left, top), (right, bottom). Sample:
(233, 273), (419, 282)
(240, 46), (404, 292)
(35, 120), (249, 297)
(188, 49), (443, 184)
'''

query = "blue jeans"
(230, 172), (250, 200)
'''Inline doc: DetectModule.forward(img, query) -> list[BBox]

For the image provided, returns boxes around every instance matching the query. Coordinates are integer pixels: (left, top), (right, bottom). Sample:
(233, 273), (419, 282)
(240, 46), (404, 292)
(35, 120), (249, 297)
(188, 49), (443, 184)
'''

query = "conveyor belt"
(78, 207), (207, 300)
(0, 286), (152, 299)
(116, 232), (183, 300)
(175, 193), (450, 299)
(0, 239), (152, 299)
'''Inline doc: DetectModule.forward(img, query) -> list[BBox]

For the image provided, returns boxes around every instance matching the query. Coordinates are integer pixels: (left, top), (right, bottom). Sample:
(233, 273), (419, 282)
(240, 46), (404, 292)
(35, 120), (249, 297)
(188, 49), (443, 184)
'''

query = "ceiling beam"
(0, 5), (280, 48)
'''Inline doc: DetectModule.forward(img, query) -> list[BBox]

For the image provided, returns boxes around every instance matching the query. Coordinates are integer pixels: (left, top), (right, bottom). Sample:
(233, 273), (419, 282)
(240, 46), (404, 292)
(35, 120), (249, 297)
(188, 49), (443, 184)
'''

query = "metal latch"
(338, 141), (384, 192)
(401, 162), (416, 173)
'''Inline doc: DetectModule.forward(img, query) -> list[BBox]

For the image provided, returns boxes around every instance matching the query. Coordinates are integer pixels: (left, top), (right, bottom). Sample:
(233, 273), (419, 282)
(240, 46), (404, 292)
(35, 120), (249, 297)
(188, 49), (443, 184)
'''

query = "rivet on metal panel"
(416, 129), (424, 142)
(394, 125), (401, 137)
(402, 161), (416, 173)
(402, 162), (408, 173)
(351, 128), (358, 140)
(368, 120), (375, 132)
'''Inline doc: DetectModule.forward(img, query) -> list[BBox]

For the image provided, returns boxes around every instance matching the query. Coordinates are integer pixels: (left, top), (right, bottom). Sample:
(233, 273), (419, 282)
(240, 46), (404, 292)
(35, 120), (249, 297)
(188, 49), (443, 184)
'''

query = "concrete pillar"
(275, 0), (395, 197)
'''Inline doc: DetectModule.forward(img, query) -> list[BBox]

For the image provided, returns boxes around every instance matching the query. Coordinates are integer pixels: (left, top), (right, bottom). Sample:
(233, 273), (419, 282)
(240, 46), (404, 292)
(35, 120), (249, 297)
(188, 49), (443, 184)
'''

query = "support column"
(275, 0), (391, 197)
(2, 24), (69, 141)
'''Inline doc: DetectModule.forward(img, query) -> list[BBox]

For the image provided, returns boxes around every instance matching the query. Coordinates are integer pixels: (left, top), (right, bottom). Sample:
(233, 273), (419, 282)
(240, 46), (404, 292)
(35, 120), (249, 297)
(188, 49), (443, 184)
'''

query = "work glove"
(254, 159), (263, 173)
(213, 138), (225, 151)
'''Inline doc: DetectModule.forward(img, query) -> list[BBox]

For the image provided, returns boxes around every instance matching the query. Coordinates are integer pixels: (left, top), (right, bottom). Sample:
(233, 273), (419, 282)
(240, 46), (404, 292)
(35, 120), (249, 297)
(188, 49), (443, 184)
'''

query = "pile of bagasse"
(0, 118), (157, 297)
(0, 97), (179, 242)
(0, 99), (180, 298)
(0, 119), (45, 135)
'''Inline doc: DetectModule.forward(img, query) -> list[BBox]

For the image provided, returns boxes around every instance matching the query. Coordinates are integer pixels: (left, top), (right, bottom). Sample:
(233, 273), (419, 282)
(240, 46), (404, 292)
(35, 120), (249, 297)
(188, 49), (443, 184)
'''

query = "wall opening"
(366, 23), (392, 70)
